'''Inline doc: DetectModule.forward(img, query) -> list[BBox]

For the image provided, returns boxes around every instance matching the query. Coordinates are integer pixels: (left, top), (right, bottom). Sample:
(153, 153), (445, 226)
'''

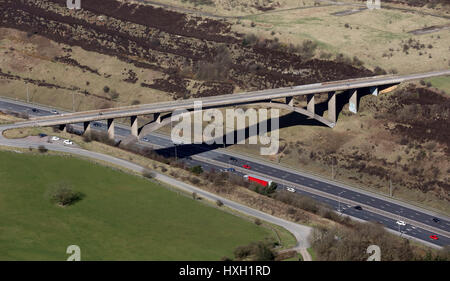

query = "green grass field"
(0, 151), (276, 261)
(426, 76), (450, 94)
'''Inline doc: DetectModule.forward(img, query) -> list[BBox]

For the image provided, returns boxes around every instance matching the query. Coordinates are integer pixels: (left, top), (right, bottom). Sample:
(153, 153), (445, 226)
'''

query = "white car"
(286, 187), (295, 193)
(51, 136), (60, 141)
(396, 220), (406, 226)
(63, 139), (73, 145)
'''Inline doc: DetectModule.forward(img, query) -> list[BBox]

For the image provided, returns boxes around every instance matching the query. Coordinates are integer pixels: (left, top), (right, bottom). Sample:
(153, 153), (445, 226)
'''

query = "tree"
(49, 184), (83, 206)
(191, 165), (203, 175)
(38, 145), (48, 153)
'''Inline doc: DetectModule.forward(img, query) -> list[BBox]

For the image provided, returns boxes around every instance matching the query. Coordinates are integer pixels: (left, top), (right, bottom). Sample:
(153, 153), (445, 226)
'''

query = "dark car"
(31, 108), (39, 113)
(432, 218), (440, 223)
(354, 205), (363, 210)
(92, 122), (102, 127)
(38, 133), (47, 138)
(229, 157), (237, 162)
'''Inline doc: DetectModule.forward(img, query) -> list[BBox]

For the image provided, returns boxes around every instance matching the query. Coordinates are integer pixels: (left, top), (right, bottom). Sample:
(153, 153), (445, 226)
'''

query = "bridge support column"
(130, 116), (138, 138)
(154, 113), (161, 124)
(59, 124), (67, 132)
(107, 118), (115, 140)
(83, 121), (91, 135)
(349, 89), (358, 114)
(306, 94), (315, 116)
(370, 86), (378, 96)
(285, 96), (294, 107)
(328, 91), (336, 124)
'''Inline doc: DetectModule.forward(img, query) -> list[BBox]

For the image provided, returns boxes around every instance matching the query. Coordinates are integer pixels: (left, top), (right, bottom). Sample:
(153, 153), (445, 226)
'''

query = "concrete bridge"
(15, 70), (450, 140)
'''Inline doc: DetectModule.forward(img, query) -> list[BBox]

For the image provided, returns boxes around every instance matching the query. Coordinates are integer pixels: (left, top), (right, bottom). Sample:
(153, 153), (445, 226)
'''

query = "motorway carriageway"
(0, 98), (449, 248)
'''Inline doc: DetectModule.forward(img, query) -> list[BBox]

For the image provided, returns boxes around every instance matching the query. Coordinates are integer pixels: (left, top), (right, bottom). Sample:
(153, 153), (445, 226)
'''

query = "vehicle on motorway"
(396, 220), (406, 226)
(63, 139), (73, 145)
(142, 137), (149, 142)
(286, 187), (295, 193)
(242, 164), (251, 169)
(38, 133), (47, 138)
(99, 112), (103, 115)
(354, 205), (363, 210)
(221, 167), (235, 172)
(432, 218), (440, 223)
(31, 108), (39, 113)
(229, 157), (237, 162)
(51, 110), (59, 114)
(51, 136), (60, 141)
(93, 122), (101, 127)
(429, 235), (439, 240)
(243, 174), (273, 187)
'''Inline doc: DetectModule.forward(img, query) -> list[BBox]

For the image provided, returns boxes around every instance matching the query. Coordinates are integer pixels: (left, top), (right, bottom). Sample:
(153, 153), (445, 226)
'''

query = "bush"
(143, 169), (155, 179)
(109, 90), (120, 100)
(49, 184), (84, 206)
(233, 241), (275, 261)
(190, 165), (203, 175)
(216, 200), (224, 207)
(38, 145), (48, 153)
(103, 86), (110, 93)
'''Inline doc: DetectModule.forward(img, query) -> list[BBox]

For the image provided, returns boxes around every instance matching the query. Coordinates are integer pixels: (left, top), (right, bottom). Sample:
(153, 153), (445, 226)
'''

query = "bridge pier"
(154, 113), (161, 124)
(370, 86), (378, 96)
(59, 124), (67, 133)
(130, 116), (138, 138)
(306, 94), (315, 116)
(107, 118), (115, 140)
(83, 121), (91, 135)
(286, 96), (294, 107)
(328, 91), (336, 123)
(349, 89), (358, 114)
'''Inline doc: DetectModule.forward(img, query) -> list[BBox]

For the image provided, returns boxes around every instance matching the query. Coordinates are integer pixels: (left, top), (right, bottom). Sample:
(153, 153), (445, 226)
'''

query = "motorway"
(0, 97), (449, 248)
(16, 70), (450, 127)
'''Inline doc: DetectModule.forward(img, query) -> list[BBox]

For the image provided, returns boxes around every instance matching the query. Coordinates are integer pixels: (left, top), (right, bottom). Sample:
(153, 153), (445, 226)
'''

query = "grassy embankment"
(0, 150), (279, 260)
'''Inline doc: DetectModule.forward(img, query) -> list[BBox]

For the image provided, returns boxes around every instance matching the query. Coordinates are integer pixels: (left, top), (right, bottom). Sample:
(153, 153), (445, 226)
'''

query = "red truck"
(244, 174), (273, 187)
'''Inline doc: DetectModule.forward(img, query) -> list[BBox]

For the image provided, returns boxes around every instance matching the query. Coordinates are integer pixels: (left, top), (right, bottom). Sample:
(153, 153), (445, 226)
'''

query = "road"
(16, 70), (450, 127)
(0, 97), (449, 249)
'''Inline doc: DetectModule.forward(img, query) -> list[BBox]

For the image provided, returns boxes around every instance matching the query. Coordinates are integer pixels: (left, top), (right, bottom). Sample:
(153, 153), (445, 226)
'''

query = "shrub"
(143, 169), (155, 179)
(216, 200), (224, 207)
(190, 165), (203, 175)
(233, 241), (275, 261)
(109, 90), (120, 100)
(49, 184), (84, 206)
(38, 145), (48, 153)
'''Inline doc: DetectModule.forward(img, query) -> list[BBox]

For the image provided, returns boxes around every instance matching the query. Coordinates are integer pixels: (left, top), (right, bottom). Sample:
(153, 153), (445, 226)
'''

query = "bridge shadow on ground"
(152, 86), (382, 160)
(152, 109), (327, 160)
